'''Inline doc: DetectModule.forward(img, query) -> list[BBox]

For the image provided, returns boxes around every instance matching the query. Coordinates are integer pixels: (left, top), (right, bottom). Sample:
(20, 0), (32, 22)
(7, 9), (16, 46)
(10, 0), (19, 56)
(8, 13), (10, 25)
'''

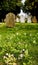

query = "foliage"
(23, 0), (38, 20)
(0, 0), (22, 14)
(0, 0), (22, 21)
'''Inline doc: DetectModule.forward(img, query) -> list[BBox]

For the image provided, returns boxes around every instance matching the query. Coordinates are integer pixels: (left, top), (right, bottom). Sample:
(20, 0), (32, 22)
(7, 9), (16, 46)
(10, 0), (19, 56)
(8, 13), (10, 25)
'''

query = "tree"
(0, 0), (22, 21)
(23, 0), (38, 21)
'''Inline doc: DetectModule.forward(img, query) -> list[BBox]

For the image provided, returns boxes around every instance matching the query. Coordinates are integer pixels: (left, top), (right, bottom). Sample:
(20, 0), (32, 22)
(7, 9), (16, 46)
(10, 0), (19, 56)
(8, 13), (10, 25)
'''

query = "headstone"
(18, 9), (28, 23)
(27, 15), (32, 23)
(16, 17), (20, 22)
(32, 16), (37, 23)
(18, 9), (26, 23)
(4, 12), (15, 27)
(19, 15), (25, 23)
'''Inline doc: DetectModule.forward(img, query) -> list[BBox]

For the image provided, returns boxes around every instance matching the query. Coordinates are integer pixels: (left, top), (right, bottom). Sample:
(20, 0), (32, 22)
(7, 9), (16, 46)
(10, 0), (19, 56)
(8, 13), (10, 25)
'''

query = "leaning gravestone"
(4, 12), (15, 27)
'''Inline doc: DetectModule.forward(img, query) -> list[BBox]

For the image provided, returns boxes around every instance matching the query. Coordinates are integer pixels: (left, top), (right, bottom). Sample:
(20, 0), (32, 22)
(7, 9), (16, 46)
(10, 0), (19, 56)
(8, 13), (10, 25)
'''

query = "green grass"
(0, 23), (38, 65)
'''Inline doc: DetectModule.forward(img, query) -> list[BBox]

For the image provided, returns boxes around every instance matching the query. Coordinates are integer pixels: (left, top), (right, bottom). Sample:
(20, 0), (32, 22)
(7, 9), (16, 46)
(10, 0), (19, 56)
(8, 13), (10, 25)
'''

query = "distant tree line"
(0, 0), (22, 22)
(23, 0), (38, 21)
(0, 0), (38, 22)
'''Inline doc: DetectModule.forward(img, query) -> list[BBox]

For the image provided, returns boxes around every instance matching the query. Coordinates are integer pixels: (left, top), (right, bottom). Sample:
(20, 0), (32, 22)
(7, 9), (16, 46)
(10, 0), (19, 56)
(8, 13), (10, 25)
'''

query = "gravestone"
(32, 16), (37, 23)
(27, 15), (32, 23)
(4, 12), (15, 27)
(16, 16), (20, 22)
(18, 9), (26, 23)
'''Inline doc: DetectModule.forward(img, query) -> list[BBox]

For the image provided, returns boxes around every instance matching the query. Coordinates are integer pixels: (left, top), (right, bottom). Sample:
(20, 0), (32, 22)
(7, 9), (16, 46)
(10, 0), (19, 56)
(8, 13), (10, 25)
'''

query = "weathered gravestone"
(32, 16), (37, 23)
(4, 12), (15, 27)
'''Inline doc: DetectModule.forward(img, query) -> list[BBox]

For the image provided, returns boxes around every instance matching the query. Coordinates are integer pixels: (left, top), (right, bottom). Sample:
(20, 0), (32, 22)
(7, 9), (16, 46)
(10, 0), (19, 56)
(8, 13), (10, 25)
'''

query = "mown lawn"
(0, 23), (38, 65)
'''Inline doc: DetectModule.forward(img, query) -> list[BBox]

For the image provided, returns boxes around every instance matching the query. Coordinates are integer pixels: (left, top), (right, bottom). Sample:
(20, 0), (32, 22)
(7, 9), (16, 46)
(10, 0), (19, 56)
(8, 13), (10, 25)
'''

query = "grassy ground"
(0, 23), (38, 65)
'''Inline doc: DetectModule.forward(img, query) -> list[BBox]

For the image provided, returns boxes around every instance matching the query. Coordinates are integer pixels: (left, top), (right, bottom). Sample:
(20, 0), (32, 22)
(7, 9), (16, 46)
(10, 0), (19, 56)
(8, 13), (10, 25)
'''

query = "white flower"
(3, 56), (6, 59)
(20, 54), (23, 58)
(6, 53), (8, 56)
(22, 49), (25, 52)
